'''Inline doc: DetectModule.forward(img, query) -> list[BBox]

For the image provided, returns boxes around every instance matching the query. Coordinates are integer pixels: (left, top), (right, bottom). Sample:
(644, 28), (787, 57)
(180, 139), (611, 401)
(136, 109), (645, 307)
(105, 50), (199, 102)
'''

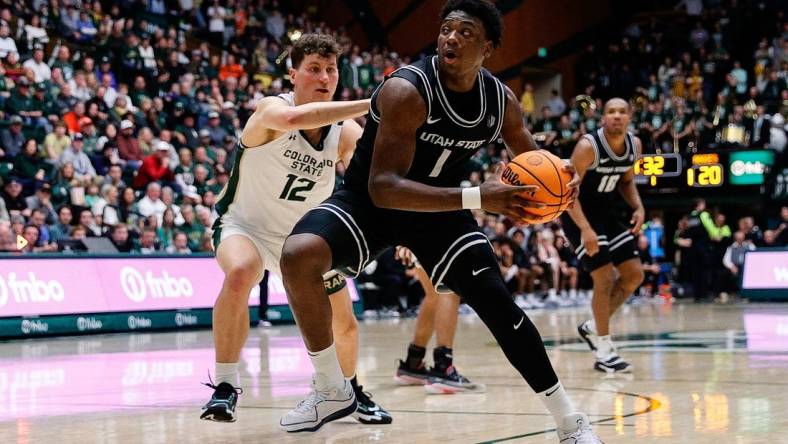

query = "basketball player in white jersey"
(200, 34), (391, 426)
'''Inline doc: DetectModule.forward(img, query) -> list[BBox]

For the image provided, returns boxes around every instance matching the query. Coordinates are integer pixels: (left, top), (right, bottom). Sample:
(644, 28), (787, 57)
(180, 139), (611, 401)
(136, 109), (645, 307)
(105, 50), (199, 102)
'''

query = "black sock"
(433, 346), (453, 372)
(406, 343), (426, 369)
(350, 375), (359, 391)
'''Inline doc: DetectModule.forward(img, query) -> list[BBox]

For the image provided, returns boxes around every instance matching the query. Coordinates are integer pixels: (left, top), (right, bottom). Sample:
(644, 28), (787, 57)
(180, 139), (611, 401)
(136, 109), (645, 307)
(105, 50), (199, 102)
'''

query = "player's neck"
(436, 61), (478, 92)
(602, 129), (626, 154)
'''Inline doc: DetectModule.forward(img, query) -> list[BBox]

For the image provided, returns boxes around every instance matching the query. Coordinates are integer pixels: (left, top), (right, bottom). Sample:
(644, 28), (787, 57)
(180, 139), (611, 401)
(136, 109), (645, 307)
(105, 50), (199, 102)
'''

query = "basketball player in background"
(200, 34), (392, 425)
(562, 97), (645, 373)
(393, 246), (481, 394)
(279, 1), (602, 441)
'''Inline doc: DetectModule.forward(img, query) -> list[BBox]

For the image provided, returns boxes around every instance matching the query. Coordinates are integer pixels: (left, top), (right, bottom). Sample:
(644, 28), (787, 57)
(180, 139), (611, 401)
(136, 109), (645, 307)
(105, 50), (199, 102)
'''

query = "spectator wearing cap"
(205, 110), (228, 147)
(0, 115), (25, 159)
(48, 205), (73, 242)
(95, 56), (117, 89)
(1, 178), (27, 217)
(117, 120), (143, 168)
(59, 133), (96, 181)
(22, 44), (51, 83)
(78, 117), (100, 155)
(174, 109), (200, 148)
(198, 128), (214, 149)
(14, 139), (50, 184)
(32, 84), (59, 128)
(43, 122), (71, 163)
(0, 19), (17, 58)
(133, 141), (176, 190)
(6, 77), (36, 119)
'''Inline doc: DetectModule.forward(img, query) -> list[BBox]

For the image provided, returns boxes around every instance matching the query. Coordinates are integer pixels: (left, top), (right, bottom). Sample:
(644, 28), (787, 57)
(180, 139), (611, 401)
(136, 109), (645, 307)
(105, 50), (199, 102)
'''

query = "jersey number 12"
(280, 174), (316, 202)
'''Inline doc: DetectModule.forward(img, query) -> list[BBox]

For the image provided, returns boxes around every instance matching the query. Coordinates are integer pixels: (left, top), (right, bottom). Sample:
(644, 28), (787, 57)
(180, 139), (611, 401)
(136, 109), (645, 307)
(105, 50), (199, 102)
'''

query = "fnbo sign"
(729, 150), (774, 185)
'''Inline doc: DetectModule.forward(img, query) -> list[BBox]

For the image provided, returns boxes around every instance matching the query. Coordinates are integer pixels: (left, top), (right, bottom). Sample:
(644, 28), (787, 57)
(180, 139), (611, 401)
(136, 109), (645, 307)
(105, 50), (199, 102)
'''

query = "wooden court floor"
(1, 301), (786, 443)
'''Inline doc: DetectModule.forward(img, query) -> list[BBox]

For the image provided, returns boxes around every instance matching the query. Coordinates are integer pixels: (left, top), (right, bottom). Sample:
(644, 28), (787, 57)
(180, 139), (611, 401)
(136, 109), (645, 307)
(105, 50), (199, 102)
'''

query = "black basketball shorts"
(290, 190), (500, 294)
(560, 213), (639, 272)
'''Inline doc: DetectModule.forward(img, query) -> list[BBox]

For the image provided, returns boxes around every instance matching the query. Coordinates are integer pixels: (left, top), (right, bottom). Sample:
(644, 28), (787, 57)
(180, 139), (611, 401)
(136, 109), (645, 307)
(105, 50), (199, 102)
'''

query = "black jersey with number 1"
(343, 55), (507, 197)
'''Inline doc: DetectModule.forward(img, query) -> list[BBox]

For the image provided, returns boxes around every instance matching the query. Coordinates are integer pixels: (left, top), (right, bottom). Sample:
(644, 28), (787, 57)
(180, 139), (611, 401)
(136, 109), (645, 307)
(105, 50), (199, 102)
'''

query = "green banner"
(729, 150), (774, 185)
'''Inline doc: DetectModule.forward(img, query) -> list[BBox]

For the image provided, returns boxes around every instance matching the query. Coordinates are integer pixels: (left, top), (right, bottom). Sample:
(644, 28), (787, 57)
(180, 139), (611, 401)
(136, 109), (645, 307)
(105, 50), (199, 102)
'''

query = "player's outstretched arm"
(617, 136), (645, 234)
(368, 78), (539, 219)
(240, 96), (370, 146)
(565, 138), (601, 255)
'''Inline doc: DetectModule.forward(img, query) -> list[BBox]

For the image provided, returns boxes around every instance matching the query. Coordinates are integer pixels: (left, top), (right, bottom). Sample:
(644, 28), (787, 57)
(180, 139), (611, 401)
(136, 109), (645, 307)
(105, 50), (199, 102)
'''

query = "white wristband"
(461, 187), (482, 210)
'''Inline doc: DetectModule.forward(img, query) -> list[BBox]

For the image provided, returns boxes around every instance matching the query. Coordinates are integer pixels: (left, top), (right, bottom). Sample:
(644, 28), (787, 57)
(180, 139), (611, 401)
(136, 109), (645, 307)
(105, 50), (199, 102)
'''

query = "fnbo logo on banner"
(0, 272), (65, 308)
(120, 267), (194, 303)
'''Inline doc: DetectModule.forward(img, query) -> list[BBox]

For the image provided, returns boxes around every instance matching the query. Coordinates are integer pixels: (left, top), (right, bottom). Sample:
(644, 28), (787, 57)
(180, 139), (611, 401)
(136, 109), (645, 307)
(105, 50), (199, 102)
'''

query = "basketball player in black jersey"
(279, 1), (603, 441)
(562, 98), (645, 374)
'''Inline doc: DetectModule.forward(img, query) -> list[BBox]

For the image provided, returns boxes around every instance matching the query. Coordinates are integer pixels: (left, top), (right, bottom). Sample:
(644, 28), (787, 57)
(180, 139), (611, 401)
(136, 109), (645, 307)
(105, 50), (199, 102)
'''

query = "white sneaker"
(515, 294), (533, 310)
(526, 294), (545, 309)
(558, 413), (603, 443)
(279, 377), (357, 432)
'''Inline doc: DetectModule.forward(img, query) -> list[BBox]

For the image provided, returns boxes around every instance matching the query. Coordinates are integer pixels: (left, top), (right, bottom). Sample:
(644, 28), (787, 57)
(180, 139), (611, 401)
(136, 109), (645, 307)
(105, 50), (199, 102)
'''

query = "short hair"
(440, 0), (503, 48)
(290, 33), (341, 69)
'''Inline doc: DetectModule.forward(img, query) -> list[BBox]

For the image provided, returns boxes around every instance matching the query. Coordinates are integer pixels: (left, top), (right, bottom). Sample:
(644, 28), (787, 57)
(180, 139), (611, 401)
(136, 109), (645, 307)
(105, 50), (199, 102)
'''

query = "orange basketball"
(501, 150), (573, 224)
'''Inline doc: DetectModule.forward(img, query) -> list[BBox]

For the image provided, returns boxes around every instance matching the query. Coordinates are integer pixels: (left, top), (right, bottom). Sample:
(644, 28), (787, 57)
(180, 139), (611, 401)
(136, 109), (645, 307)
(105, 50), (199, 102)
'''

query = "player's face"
(437, 11), (492, 74)
(601, 100), (631, 135)
(290, 53), (339, 103)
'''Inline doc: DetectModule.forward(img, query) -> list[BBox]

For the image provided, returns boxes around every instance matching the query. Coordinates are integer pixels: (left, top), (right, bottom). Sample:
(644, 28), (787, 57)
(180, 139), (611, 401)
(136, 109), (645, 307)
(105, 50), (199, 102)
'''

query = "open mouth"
(316, 88), (329, 94)
(443, 50), (459, 64)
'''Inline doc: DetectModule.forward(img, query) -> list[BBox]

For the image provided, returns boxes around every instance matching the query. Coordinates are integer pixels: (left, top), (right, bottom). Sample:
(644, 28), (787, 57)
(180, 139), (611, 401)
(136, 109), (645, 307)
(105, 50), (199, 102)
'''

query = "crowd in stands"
(0, 1), (786, 311)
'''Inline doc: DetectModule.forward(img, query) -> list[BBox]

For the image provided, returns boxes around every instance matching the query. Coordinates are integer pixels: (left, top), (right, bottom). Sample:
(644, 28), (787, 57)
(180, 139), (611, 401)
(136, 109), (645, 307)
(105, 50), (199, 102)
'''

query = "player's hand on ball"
(481, 162), (544, 222)
(561, 161), (580, 208)
(581, 228), (600, 256)
(630, 207), (645, 234)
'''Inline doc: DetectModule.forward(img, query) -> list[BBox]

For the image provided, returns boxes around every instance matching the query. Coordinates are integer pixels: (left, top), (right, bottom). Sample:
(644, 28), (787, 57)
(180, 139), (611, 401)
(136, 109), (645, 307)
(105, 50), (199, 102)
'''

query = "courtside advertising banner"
(0, 257), (358, 318)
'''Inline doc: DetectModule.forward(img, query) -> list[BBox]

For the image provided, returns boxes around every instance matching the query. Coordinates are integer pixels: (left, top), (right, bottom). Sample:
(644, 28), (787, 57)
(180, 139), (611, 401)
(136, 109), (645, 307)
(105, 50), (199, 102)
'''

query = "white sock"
(538, 382), (576, 425)
(587, 319), (597, 335)
(569, 289), (577, 298)
(308, 342), (345, 390)
(215, 362), (239, 386)
(549, 288), (557, 298)
(595, 335), (613, 358)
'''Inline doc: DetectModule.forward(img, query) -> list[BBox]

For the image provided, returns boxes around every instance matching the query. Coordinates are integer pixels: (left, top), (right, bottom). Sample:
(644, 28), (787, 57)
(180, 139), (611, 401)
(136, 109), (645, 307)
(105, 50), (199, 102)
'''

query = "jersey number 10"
(597, 174), (620, 193)
(279, 174), (317, 202)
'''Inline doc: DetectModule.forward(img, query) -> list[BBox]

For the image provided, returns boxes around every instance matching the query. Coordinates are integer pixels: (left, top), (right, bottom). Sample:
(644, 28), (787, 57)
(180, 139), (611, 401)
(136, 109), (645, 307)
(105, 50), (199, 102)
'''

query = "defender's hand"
(561, 161), (580, 208)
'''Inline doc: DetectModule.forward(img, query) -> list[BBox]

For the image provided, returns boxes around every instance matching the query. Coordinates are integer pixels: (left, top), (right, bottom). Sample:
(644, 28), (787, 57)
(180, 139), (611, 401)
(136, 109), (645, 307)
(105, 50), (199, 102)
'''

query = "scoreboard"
(634, 150), (775, 196)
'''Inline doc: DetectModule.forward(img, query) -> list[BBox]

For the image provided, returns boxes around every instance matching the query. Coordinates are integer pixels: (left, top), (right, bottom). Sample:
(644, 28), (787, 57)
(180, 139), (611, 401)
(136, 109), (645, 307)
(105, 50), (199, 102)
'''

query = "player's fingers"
(510, 184), (539, 194)
(561, 163), (576, 175)
(491, 162), (505, 179)
(512, 196), (545, 209)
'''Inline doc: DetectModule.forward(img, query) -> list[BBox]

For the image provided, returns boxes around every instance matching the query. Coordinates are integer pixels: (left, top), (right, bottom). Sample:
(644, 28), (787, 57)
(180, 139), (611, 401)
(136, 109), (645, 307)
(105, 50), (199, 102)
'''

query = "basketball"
(501, 150), (573, 224)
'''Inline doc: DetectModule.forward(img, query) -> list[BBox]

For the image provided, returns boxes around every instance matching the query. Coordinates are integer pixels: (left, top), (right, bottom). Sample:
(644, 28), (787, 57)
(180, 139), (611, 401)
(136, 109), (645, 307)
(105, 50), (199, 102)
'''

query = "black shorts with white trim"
(289, 189), (498, 293)
(560, 213), (639, 272)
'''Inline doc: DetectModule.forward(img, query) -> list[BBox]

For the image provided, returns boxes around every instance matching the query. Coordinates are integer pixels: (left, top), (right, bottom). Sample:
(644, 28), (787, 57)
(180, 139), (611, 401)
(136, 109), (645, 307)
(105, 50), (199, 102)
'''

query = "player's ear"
(483, 41), (493, 59)
(288, 66), (297, 83)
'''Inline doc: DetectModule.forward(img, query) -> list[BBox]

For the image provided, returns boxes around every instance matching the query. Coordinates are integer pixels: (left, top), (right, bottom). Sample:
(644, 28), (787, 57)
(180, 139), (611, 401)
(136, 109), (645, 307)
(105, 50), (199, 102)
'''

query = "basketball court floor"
(1, 302), (786, 443)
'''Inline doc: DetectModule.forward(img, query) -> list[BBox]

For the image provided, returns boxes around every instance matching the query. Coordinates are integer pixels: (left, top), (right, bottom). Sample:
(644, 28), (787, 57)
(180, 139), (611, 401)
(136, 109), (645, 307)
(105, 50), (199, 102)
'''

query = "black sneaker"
(425, 365), (484, 394)
(394, 359), (430, 385)
(200, 381), (242, 422)
(352, 384), (393, 424)
(577, 321), (597, 351)
(593, 353), (633, 374)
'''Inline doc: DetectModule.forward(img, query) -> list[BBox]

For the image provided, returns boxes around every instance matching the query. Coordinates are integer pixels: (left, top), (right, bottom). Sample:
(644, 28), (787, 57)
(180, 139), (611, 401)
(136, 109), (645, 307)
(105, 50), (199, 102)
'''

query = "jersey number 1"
(280, 174), (316, 202)
(597, 174), (620, 192)
(429, 149), (452, 177)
